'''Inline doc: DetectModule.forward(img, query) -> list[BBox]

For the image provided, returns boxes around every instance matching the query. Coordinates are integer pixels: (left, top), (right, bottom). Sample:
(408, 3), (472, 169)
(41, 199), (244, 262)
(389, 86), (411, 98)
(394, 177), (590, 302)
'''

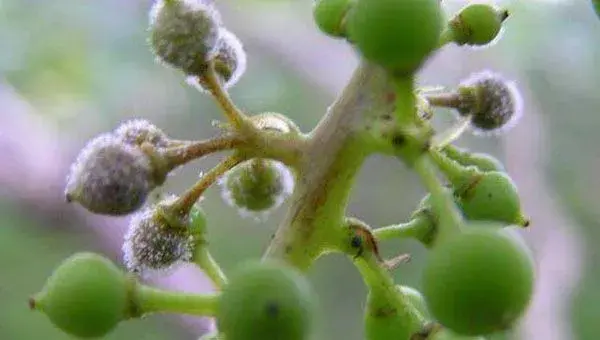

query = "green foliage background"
(0, 0), (598, 339)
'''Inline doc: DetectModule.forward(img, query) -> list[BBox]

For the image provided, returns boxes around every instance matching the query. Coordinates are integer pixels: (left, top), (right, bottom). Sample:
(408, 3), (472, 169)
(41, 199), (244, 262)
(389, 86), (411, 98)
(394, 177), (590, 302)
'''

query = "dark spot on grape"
(265, 301), (280, 318)
(351, 235), (362, 248)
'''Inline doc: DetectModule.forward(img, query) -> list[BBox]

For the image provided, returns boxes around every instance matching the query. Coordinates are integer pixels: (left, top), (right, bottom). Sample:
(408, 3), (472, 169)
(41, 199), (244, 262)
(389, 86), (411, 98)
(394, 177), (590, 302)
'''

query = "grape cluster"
(29, 0), (554, 339)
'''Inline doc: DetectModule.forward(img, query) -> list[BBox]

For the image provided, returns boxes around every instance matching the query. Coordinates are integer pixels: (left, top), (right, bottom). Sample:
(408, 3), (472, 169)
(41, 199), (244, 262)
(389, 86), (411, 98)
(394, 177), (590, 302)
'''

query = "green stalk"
(134, 285), (219, 316)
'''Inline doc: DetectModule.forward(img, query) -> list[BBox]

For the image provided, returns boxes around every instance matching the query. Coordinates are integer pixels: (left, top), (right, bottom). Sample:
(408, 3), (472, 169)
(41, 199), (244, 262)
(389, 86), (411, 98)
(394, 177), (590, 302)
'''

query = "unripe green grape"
(457, 71), (523, 135)
(220, 159), (294, 219)
(457, 171), (527, 227)
(217, 260), (316, 340)
(113, 119), (170, 148)
(346, 0), (443, 74)
(431, 329), (485, 340)
(449, 4), (509, 46)
(149, 0), (222, 75)
(397, 285), (429, 318)
(250, 112), (301, 135)
(122, 195), (196, 275)
(593, 0), (600, 19)
(442, 145), (505, 172)
(422, 228), (534, 335)
(313, 0), (354, 38)
(65, 133), (158, 215)
(30, 252), (128, 338)
(364, 287), (422, 340)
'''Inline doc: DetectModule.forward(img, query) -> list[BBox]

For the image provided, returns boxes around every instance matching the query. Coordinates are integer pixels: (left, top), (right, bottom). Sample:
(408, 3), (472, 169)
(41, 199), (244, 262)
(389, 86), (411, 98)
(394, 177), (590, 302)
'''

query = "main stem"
(262, 62), (394, 270)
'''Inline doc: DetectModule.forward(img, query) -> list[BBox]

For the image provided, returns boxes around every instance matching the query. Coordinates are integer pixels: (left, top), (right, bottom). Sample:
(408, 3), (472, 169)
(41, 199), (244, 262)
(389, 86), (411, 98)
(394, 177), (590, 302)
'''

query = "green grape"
(346, 0), (443, 74)
(422, 228), (534, 335)
(313, 0), (353, 38)
(441, 146), (505, 172)
(449, 4), (508, 46)
(365, 286), (423, 340)
(30, 253), (129, 338)
(217, 260), (316, 340)
(431, 329), (486, 340)
(397, 285), (429, 318)
(593, 0), (600, 19)
(457, 171), (527, 226)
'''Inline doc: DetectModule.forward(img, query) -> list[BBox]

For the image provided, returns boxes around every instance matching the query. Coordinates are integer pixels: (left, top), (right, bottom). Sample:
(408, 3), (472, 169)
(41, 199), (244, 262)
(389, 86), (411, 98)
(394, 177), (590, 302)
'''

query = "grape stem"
(373, 216), (431, 242)
(413, 153), (464, 245)
(200, 63), (253, 132)
(193, 245), (228, 290)
(134, 284), (219, 317)
(163, 135), (245, 169)
(172, 155), (245, 216)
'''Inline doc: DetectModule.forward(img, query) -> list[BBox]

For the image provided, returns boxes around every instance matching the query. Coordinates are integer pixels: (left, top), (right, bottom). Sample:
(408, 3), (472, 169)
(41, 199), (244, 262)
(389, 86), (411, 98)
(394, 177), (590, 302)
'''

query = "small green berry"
(449, 4), (509, 46)
(457, 70), (523, 135)
(593, 0), (600, 19)
(457, 171), (528, 227)
(149, 0), (222, 75)
(250, 112), (301, 135)
(397, 285), (429, 318)
(30, 252), (129, 338)
(65, 133), (159, 215)
(422, 228), (534, 335)
(364, 287), (422, 340)
(442, 145), (505, 172)
(122, 195), (197, 275)
(217, 260), (316, 340)
(113, 119), (170, 148)
(313, 0), (354, 38)
(220, 159), (294, 219)
(346, 0), (443, 74)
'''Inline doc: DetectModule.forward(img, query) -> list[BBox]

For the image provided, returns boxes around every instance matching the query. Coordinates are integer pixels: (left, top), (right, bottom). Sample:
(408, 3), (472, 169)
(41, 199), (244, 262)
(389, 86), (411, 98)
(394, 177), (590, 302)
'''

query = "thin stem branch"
(425, 93), (461, 109)
(200, 65), (249, 131)
(193, 246), (228, 290)
(164, 135), (244, 169)
(172, 155), (244, 216)
(413, 154), (463, 245)
(373, 217), (429, 242)
(135, 285), (219, 317)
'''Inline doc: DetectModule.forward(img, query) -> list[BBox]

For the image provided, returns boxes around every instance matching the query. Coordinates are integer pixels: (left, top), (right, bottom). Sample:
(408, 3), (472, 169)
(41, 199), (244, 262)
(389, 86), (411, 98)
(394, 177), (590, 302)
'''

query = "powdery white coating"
(149, 0), (222, 75)
(458, 70), (523, 136)
(113, 118), (169, 148)
(122, 195), (195, 276)
(185, 28), (247, 93)
(250, 113), (299, 134)
(64, 133), (155, 215)
(219, 159), (295, 221)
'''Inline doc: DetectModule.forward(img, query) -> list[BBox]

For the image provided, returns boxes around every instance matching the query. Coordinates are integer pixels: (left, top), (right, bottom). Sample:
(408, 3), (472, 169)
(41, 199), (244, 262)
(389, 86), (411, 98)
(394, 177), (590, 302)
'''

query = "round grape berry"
(346, 0), (443, 74)
(422, 228), (534, 335)
(217, 260), (316, 340)
(30, 253), (129, 338)
(313, 0), (353, 38)
(449, 4), (509, 46)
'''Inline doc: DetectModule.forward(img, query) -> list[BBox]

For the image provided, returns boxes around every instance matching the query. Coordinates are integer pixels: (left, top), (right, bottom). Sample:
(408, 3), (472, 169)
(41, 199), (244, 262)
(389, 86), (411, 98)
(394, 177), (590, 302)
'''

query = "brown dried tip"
(28, 297), (37, 310)
(499, 9), (510, 22)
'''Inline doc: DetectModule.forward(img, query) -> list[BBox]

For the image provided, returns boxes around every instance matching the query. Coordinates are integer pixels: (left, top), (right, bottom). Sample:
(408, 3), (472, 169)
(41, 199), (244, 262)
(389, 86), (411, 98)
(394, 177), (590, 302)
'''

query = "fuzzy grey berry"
(457, 70), (523, 135)
(113, 119), (169, 148)
(187, 28), (247, 92)
(219, 159), (294, 220)
(149, 0), (222, 75)
(65, 134), (156, 215)
(122, 196), (195, 275)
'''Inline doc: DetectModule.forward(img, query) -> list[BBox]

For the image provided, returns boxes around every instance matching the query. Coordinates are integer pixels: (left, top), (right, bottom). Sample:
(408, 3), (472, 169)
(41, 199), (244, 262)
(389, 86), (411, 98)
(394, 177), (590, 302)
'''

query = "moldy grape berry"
(123, 195), (200, 275)
(346, 0), (443, 74)
(113, 119), (170, 148)
(220, 158), (294, 219)
(64, 133), (161, 215)
(457, 70), (523, 134)
(217, 260), (316, 340)
(149, 0), (222, 75)
(30, 252), (129, 338)
(448, 3), (509, 47)
(422, 228), (534, 335)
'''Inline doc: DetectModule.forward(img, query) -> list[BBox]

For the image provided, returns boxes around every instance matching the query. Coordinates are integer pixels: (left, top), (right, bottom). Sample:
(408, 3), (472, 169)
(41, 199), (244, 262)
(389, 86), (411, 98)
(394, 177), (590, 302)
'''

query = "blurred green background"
(1, 0), (599, 339)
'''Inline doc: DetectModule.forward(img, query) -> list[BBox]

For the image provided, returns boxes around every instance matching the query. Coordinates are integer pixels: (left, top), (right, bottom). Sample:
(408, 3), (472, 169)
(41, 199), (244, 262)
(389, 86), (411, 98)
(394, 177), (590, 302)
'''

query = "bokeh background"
(1, 0), (599, 339)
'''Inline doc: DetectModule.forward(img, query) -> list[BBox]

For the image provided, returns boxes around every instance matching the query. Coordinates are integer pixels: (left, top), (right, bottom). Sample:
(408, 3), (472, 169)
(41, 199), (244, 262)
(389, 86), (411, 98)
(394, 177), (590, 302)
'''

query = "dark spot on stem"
(28, 297), (36, 310)
(373, 306), (396, 318)
(392, 133), (406, 147)
(284, 244), (292, 254)
(381, 114), (393, 121)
